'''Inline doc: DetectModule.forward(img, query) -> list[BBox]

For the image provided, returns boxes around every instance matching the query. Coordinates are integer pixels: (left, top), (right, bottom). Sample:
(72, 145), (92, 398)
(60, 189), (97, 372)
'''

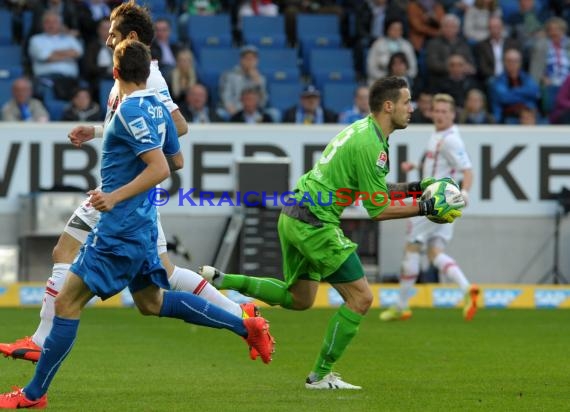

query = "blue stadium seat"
(45, 98), (67, 121)
(147, 0), (168, 14)
(0, 10), (13, 45)
(0, 45), (23, 66)
(268, 82), (303, 113)
(242, 16), (286, 48)
(98, 79), (114, 112)
(187, 15), (232, 55)
(296, 14), (341, 69)
(0, 78), (12, 106)
(308, 48), (354, 88)
(257, 48), (300, 83)
(195, 47), (240, 106)
(322, 83), (356, 114)
(152, 12), (179, 44)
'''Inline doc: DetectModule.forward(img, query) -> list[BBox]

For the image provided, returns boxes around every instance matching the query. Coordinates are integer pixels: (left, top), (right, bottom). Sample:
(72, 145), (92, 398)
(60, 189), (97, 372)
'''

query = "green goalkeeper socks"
(219, 274), (294, 309)
(312, 304), (363, 379)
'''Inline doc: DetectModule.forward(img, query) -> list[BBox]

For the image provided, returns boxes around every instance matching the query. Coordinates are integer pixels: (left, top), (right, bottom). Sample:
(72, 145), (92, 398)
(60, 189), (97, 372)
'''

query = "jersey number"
(158, 122), (166, 146)
(319, 128), (354, 164)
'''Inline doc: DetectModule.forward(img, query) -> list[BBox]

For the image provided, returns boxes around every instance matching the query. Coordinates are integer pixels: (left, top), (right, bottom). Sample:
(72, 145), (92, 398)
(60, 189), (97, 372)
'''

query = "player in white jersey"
(380, 93), (480, 322)
(0, 0), (260, 363)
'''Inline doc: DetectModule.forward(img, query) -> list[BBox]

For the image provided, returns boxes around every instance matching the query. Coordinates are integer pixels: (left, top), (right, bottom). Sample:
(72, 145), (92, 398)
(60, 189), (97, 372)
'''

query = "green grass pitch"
(0, 307), (569, 411)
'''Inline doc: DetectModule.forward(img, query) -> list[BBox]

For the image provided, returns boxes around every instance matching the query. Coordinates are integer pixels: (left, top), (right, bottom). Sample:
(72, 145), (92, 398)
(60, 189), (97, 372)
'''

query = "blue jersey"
(98, 89), (179, 234)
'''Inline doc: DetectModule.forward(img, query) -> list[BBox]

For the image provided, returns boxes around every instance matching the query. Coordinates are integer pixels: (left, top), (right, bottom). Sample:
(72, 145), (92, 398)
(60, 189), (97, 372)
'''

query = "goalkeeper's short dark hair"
(369, 77), (409, 113)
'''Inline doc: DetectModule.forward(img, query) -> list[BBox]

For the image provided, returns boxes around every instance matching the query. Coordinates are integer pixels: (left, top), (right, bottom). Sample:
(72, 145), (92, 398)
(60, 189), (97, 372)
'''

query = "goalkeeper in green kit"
(200, 77), (464, 389)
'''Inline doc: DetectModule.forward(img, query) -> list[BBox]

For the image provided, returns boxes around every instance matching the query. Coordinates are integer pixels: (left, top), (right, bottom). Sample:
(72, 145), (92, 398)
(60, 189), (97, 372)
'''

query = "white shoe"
(198, 265), (223, 287)
(305, 373), (362, 390)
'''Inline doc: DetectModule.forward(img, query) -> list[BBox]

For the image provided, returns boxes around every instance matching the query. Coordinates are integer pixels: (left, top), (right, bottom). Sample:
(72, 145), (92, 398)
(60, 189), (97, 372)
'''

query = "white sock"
(31, 263), (70, 348)
(399, 251), (420, 310)
(433, 253), (470, 292)
(168, 266), (242, 317)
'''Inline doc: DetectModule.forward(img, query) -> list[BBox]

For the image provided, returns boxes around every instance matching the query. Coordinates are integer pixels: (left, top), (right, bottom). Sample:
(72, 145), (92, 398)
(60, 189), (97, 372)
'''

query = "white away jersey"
(104, 60), (178, 127)
(421, 125), (472, 180)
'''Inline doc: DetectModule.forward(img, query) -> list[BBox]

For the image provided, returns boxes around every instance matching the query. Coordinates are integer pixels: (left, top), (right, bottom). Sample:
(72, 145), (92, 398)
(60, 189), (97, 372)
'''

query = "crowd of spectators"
(1, 0), (570, 125)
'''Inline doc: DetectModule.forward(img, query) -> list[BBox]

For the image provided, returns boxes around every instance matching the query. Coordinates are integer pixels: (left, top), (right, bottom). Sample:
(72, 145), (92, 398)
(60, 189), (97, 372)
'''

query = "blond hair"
(432, 93), (456, 110)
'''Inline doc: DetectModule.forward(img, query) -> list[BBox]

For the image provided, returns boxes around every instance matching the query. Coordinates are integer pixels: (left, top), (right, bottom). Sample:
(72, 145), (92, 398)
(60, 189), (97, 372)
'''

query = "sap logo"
(378, 289), (405, 307)
(432, 288), (464, 307)
(328, 288), (343, 306)
(19, 287), (45, 305)
(128, 117), (150, 140)
(535, 290), (570, 308)
(120, 289), (135, 307)
(484, 289), (522, 308)
(225, 289), (254, 304)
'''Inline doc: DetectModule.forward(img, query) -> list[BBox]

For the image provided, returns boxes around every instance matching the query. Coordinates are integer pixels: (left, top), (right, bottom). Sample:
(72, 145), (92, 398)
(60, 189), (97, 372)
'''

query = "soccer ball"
(420, 181), (464, 223)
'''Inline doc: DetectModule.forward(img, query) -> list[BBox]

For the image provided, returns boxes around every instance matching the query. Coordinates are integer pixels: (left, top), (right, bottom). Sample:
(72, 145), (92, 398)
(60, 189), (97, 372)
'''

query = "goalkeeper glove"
(418, 183), (464, 223)
(407, 177), (436, 196)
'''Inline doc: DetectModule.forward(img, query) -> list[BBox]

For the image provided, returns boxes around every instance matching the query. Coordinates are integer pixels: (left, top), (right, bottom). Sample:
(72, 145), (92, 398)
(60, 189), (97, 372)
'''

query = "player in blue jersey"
(0, 40), (274, 409)
(0, 0), (262, 365)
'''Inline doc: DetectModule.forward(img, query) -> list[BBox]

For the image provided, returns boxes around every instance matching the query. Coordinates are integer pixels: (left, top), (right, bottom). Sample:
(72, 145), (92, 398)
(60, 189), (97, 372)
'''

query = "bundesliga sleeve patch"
(159, 88), (172, 100)
(128, 117), (151, 141)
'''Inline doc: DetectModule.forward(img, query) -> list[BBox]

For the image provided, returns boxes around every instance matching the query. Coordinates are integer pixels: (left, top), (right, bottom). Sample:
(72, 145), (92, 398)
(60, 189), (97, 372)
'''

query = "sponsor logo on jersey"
(327, 288), (344, 306)
(483, 289), (522, 308)
(432, 288), (464, 307)
(376, 151), (387, 168)
(19, 286), (45, 305)
(535, 289), (570, 308)
(128, 117), (150, 140)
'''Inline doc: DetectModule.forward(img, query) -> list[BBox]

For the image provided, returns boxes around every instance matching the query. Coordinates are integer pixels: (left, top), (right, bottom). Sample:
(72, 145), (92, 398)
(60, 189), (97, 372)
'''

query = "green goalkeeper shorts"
(277, 213), (363, 286)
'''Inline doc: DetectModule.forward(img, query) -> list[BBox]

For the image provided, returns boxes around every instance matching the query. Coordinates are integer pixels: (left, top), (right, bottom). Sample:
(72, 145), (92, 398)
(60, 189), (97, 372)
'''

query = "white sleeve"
(443, 134), (472, 171)
(146, 68), (179, 113)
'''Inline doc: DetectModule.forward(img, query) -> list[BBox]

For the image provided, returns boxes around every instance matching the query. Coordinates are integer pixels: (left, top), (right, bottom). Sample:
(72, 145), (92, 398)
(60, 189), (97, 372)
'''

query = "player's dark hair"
(114, 39), (151, 86)
(110, 0), (154, 46)
(368, 76), (408, 113)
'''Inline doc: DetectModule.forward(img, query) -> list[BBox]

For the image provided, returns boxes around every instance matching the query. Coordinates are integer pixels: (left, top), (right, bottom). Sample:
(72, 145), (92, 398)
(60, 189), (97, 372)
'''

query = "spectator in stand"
(353, 0), (403, 75)
(517, 105), (538, 124)
(507, 0), (549, 53)
(219, 45), (267, 118)
(1, 77), (49, 122)
(550, 74), (570, 124)
(178, 0), (223, 40)
(425, 14), (475, 90)
(407, 0), (445, 53)
(462, 0), (502, 43)
(61, 87), (101, 121)
(529, 17), (570, 87)
(338, 85), (369, 124)
(474, 16), (520, 82)
(282, 84), (337, 124)
(168, 48), (197, 105)
(151, 18), (182, 81)
(82, 18), (113, 98)
(279, 0), (344, 46)
(432, 54), (481, 109)
(457, 88), (496, 124)
(28, 10), (83, 100)
(230, 87), (273, 123)
(238, 0), (279, 27)
(489, 48), (540, 123)
(387, 52), (414, 90)
(410, 90), (433, 123)
(29, 0), (81, 38)
(75, 0), (111, 43)
(366, 19), (417, 85)
(180, 83), (224, 123)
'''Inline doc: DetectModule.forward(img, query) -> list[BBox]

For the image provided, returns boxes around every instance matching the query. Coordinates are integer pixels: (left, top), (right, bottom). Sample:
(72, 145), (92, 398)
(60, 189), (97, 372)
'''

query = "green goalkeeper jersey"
(293, 115), (390, 225)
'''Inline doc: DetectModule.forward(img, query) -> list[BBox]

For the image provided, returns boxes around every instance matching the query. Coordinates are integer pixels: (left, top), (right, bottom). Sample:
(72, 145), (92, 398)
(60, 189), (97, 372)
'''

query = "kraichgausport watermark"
(147, 188), (422, 207)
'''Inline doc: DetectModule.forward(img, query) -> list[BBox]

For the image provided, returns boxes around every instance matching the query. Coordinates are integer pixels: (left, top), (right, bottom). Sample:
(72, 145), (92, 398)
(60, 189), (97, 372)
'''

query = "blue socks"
(159, 290), (247, 337)
(24, 316), (79, 400)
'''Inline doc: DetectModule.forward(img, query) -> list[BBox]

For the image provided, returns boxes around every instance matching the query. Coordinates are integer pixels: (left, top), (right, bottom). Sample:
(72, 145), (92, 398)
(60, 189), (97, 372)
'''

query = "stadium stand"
(242, 15), (287, 48)
(186, 14), (233, 56)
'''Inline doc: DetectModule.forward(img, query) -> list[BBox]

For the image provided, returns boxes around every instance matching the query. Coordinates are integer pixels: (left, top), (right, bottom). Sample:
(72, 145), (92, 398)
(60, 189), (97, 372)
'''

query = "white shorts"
(406, 216), (454, 245)
(64, 195), (168, 255)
